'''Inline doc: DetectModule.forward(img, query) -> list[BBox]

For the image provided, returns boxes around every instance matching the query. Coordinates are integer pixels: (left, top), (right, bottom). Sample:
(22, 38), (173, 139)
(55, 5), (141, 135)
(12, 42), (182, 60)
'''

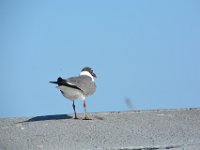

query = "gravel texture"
(0, 108), (200, 150)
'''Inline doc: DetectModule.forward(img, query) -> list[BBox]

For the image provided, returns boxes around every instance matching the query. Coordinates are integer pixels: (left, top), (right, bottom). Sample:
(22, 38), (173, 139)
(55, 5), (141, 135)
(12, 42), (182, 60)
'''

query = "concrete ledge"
(0, 108), (200, 150)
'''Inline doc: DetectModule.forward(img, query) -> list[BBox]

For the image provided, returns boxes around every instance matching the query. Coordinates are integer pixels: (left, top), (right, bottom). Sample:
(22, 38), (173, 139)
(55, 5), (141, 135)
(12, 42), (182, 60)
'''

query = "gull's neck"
(80, 71), (94, 81)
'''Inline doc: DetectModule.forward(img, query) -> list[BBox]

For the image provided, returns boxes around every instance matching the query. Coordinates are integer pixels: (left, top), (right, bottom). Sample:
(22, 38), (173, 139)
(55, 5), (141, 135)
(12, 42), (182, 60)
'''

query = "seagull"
(49, 67), (96, 120)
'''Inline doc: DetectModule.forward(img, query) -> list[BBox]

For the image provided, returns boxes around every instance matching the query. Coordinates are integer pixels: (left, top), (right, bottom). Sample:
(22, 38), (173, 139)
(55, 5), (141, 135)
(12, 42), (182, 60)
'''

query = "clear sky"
(1, 1), (200, 118)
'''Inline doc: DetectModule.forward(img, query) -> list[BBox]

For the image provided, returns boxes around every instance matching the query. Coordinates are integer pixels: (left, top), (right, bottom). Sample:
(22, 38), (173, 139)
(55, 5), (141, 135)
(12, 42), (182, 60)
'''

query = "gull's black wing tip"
(49, 77), (63, 84)
(49, 81), (58, 84)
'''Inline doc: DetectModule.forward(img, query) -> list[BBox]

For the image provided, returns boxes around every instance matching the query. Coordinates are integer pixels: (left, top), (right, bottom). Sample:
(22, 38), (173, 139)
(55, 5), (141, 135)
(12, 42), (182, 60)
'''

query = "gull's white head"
(80, 67), (97, 81)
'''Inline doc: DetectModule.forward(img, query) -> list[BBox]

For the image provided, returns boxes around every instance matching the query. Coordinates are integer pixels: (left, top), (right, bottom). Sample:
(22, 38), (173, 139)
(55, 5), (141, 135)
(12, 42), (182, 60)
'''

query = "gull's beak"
(92, 72), (97, 78)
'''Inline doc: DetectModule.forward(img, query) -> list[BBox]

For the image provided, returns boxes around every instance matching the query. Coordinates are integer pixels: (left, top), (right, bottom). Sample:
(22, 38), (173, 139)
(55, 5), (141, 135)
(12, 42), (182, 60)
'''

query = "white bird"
(50, 67), (96, 120)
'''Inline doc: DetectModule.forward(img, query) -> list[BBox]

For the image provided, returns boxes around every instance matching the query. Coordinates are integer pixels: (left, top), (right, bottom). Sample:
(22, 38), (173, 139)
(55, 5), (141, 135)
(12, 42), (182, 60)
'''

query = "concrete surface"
(0, 108), (200, 150)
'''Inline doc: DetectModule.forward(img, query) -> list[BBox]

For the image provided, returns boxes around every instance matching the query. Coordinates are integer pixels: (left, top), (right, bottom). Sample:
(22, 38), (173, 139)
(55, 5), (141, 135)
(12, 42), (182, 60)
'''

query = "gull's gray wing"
(66, 75), (96, 96)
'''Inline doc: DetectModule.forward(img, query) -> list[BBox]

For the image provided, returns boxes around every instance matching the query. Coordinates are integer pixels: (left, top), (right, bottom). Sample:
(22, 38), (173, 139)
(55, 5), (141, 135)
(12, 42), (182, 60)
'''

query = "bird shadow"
(22, 114), (73, 123)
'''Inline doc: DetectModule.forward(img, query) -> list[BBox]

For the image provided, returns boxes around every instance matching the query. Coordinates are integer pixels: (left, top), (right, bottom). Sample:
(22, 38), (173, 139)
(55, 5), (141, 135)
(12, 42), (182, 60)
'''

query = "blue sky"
(1, 1), (200, 118)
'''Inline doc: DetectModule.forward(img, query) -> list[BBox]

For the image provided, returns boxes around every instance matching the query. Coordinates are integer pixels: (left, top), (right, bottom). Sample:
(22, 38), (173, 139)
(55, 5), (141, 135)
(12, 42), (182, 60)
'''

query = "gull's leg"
(72, 100), (78, 119)
(83, 100), (91, 120)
